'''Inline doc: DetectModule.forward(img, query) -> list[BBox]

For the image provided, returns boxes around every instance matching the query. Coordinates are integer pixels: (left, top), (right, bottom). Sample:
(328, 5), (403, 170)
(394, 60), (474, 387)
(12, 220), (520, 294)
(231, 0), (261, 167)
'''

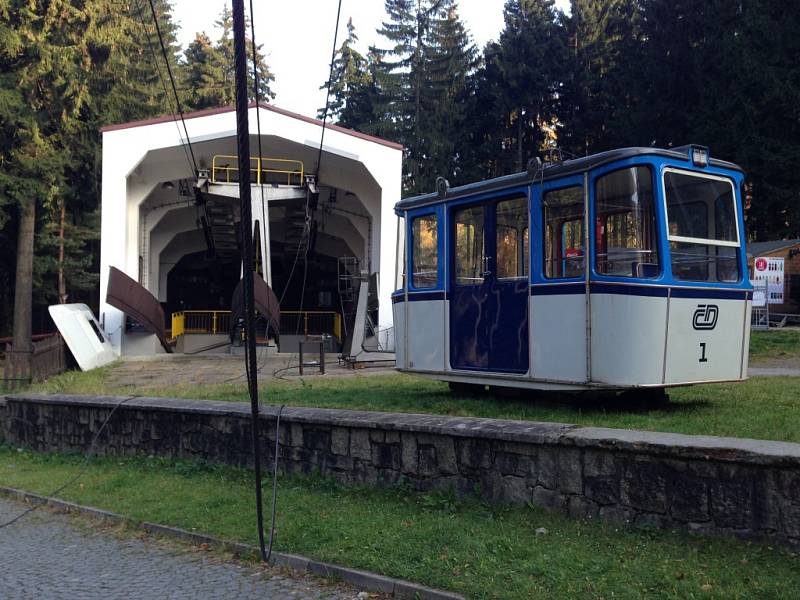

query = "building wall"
(100, 106), (402, 355)
(747, 244), (800, 314)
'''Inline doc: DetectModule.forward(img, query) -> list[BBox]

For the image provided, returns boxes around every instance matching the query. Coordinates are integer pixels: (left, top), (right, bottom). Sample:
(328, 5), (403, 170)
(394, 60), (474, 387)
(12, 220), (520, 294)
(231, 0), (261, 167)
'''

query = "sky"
(171, 0), (571, 119)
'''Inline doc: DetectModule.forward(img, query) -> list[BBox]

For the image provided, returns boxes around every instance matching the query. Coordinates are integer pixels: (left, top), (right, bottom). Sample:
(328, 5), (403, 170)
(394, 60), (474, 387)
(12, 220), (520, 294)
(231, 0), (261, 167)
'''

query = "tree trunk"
(11, 199), (35, 382)
(58, 199), (67, 304)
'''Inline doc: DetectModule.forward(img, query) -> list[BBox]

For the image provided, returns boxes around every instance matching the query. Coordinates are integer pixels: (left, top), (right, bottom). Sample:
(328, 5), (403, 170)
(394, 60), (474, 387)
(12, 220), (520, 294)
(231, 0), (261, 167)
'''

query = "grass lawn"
(30, 368), (800, 443)
(1, 446), (798, 599)
(749, 329), (800, 363)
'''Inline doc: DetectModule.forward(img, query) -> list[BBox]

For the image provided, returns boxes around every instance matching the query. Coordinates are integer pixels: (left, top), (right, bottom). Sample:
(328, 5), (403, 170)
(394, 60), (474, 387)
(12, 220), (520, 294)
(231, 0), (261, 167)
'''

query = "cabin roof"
(747, 239), (800, 257)
(396, 146), (744, 211)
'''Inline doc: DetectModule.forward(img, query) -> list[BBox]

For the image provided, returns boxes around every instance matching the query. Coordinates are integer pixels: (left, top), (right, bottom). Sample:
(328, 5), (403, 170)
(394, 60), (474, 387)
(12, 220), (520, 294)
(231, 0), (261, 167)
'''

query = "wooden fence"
(1, 334), (66, 390)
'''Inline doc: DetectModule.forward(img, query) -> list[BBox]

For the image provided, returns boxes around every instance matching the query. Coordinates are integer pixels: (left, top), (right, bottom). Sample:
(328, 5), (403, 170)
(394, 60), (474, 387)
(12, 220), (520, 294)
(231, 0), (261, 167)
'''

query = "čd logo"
(693, 304), (719, 330)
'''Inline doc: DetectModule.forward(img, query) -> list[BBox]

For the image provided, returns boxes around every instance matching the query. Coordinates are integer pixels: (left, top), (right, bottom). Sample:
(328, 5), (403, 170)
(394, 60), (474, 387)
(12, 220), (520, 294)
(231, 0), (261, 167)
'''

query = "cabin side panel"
(590, 293), (667, 385)
(405, 299), (446, 372)
(664, 296), (747, 384)
(531, 293), (587, 382)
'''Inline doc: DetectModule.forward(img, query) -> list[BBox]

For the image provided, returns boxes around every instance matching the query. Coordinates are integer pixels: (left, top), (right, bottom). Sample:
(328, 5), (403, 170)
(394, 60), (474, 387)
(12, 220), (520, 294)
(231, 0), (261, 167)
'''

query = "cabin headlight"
(690, 145), (709, 168)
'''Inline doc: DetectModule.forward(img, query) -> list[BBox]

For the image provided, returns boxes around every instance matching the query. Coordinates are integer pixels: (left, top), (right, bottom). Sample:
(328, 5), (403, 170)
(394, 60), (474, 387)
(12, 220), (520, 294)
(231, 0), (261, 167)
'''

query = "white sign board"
(753, 256), (784, 304)
(750, 280), (767, 307)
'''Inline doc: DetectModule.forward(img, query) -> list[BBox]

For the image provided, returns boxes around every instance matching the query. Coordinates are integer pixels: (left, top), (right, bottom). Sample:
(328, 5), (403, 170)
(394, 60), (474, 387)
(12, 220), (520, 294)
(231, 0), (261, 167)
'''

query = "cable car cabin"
(392, 146), (752, 393)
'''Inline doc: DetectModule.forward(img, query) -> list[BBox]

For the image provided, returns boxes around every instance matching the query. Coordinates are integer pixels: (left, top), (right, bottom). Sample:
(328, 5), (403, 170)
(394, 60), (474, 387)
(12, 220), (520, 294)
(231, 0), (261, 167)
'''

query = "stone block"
(369, 429), (385, 443)
(558, 448), (583, 494)
(500, 476), (530, 505)
(494, 451), (535, 478)
(331, 427), (349, 456)
(620, 459), (668, 514)
(710, 478), (753, 530)
(418, 444), (438, 477)
(401, 432), (418, 473)
(783, 502), (800, 538)
(371, 442), (401, 471)
(537, 447), (558, 489)
(350, 429), (371, 460)
(418, 434), (458, 475)
(668, 476), (710, 523)
(584, 450), (616, 478)
(303, 428), (331, 453)
(290, 423), (305, 448)
(584, 476), (618, 506)
(456, 438), (492, 471)
(531, 486), (566, 513)
(567, 496), (598, 519)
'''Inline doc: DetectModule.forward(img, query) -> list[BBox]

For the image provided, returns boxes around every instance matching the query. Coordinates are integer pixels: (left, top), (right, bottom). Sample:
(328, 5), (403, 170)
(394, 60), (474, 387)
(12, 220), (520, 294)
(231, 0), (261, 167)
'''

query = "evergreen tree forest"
(1, 0), (799, 340)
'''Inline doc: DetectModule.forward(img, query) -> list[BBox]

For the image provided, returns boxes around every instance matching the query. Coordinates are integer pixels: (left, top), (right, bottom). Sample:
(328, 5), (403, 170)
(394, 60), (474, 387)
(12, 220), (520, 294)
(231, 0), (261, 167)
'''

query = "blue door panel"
(449, 195), (529, 374)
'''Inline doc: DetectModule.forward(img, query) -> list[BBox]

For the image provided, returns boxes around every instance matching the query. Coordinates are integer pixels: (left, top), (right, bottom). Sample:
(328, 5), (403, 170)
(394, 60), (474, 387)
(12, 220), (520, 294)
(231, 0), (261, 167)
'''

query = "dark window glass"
(665, 171), (740, 282)
(411, 214), (437, 288)
(543, 186), (584, 278)
(496, 196), (528, 279)
(595, 166), (659, 278)
(454, 205), (485, 285)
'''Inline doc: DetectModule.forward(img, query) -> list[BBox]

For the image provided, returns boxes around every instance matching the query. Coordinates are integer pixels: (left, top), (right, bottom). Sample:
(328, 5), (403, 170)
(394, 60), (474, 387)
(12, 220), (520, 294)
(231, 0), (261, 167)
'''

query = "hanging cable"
(132, 0), (195, 178)
(147, 0), (199, 175)
(246, 0), (283, 560)
(231, 0), (267, 563)
(314, 0), (344, 177)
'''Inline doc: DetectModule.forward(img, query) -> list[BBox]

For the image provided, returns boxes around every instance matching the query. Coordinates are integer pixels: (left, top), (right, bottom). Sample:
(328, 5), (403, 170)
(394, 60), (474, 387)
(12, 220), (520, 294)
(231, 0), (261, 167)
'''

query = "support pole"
(231, 0), (266, 561)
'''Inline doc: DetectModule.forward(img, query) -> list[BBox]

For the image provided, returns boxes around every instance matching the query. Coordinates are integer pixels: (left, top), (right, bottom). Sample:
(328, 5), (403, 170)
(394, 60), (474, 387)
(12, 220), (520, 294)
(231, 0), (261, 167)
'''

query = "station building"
(99, 103), (402, 356)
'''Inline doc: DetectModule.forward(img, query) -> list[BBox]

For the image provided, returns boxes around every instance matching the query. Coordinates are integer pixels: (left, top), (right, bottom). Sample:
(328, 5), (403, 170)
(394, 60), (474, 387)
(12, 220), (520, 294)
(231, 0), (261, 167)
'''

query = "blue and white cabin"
(392, 146), (752, 392)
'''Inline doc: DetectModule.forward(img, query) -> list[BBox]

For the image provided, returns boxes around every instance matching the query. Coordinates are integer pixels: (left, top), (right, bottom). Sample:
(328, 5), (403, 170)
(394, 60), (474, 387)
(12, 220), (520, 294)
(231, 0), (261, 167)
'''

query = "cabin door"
(449, 195), (529, 373)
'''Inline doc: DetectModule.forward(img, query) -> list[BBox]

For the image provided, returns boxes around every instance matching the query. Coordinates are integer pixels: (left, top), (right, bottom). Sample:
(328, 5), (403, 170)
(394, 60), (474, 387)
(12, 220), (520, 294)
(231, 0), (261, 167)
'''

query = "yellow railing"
(211, 155), (304, 186)
(170, 311), (232, 337)
(280, 311), (343, 341)
(171, 309), (342, 342)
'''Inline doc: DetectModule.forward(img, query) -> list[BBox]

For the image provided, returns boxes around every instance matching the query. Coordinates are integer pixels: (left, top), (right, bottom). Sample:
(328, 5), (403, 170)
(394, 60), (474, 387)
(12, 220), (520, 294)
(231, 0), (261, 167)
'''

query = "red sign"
(755, 257), (767, 271)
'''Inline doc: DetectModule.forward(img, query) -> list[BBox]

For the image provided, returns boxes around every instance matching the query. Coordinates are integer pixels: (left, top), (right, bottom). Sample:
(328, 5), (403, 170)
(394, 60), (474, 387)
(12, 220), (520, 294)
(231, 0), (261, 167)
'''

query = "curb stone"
(0, 486), (464, 600)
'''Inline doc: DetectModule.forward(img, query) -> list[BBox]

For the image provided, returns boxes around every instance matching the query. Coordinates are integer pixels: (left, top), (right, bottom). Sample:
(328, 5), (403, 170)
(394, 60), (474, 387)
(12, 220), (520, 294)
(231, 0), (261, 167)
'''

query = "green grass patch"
(30, 371), (800, 443)
(749, 330), (800, 362)
(1, 446), (797, 599)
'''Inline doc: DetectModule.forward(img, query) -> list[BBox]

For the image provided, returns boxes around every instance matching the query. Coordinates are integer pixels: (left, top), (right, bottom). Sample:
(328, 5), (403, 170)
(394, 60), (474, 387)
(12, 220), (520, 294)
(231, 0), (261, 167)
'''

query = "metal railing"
(280, 311), (343, 341)
(171, 309), (342, 342)
(211, 155), (304, 186)
(171, 311), (232, 337)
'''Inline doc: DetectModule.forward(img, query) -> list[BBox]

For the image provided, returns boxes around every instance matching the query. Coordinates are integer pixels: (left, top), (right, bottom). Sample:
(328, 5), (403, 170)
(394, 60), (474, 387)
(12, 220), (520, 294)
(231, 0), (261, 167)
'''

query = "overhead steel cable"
(246, 0), (281, 563)
(146, 0), (199, 175)
(314, 0), (344, 177)
(132, 0), (195, 179)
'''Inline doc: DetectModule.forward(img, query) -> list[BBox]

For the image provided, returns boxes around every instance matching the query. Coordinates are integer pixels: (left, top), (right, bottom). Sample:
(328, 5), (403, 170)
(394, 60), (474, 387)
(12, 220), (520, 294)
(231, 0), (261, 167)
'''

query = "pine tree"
(183, 32), (229, 110)
(318, 18), (371, 122)
(421, 3), (478, 188)
(96, 0), (181, 125)
(477, 0), (566, 176)
(214, 6), (275, 104)
(373, 0), (450, 195)
(0, 0), (114, 365)
(560, 0), (647, 155)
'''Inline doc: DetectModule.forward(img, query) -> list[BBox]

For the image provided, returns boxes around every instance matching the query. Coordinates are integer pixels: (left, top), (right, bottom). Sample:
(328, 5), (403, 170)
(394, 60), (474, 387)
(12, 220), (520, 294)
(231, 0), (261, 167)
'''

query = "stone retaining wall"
(1, 393), (798, 546)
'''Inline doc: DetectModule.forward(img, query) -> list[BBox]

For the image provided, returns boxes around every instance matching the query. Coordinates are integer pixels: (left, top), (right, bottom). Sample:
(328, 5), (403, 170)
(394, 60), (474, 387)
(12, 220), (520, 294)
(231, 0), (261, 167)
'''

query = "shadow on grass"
(450, 386), (713, 417)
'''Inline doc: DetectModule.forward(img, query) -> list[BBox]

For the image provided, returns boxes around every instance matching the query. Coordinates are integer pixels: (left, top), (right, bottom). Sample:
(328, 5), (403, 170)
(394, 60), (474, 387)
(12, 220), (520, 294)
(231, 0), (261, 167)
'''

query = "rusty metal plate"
(106, 267), (173, 353)
(231, 273), (281, 338)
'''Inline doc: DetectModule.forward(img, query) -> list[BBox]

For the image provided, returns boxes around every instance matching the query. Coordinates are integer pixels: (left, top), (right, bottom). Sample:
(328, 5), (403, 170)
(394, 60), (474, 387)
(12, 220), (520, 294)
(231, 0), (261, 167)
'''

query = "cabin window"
(395, 215), (406, 290)
(544, 186), (584, 278)
(454, 204), (485, 285)
(665, 170), (740, 282)
(496, 196), (529, 279)
(411, 214), (438, 288)
(595, 166), (659, 278)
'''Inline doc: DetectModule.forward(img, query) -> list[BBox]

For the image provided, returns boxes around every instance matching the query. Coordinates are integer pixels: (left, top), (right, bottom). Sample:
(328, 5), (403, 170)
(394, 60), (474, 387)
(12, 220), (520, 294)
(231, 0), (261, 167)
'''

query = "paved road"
(0, 497), (359, 600)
